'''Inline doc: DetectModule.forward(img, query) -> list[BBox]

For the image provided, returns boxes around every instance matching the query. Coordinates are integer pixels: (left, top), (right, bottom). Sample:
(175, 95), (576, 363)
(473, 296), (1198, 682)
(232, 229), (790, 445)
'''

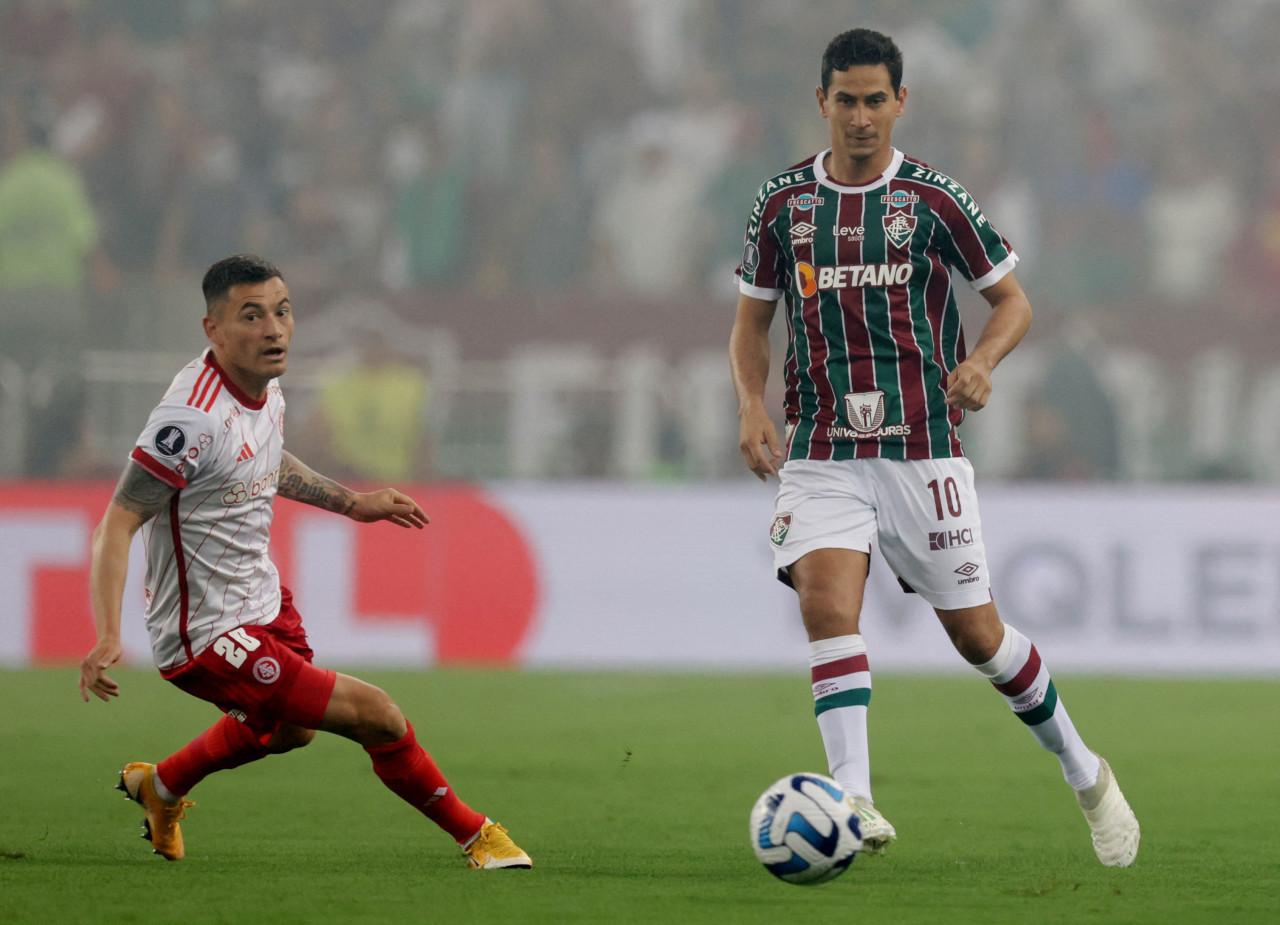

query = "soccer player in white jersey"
(729, 29), (1139, 866)
(79, 254), (530, 869)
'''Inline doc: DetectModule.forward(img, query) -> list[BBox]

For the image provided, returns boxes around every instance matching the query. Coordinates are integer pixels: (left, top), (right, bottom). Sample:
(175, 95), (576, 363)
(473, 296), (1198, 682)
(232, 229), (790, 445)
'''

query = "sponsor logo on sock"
(1012, 687), (1046, 711)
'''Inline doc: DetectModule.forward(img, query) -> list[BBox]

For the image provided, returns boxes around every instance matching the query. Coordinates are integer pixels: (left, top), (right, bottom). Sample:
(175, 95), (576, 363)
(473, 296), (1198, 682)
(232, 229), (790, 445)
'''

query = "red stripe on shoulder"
(130, 447), (188, 488)
(187, 367), (211, 407)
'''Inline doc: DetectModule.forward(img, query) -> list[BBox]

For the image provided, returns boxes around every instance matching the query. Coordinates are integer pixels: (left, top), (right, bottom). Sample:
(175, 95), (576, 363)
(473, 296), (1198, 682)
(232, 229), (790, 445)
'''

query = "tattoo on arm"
(113, 463), (178, 521)
(278, 451), (356, 516)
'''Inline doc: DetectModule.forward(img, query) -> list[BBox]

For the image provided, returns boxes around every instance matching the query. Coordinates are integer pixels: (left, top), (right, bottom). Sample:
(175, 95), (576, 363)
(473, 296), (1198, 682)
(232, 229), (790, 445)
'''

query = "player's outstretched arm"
(731, 293), (784, 481)
(278, 451), (429, 529)
(945, 271), (1033, 412)
(81, 462), (176, 703)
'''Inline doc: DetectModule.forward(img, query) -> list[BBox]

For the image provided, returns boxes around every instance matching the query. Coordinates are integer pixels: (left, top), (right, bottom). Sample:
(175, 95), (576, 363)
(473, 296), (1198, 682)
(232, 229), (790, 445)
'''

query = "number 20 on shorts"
(212, 627), (262, 669)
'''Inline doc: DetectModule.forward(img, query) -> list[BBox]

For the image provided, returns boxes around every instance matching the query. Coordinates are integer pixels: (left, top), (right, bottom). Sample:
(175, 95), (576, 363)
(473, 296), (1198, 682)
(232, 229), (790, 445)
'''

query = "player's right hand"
(79, 640), (123, 703)
(739, 405), (784, 482)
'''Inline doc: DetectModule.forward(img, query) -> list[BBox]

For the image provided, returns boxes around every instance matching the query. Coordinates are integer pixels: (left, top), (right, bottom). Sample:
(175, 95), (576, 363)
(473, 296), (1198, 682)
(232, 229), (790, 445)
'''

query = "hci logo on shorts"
(844, 390), (887, 434)
(929, 528), (974, 550)
(770, 511), (793, 547)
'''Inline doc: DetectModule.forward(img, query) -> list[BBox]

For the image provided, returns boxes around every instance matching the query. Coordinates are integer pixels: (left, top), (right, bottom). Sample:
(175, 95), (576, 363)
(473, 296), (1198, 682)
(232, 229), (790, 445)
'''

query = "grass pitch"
(1, 668), (1275, 924)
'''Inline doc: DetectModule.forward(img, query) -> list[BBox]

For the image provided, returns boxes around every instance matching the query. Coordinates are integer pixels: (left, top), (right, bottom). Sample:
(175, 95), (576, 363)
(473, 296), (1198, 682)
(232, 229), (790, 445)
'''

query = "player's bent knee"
(936, 606), (1004, 664)
(323, 675), (408, 746)
(266, 724), (316, 754)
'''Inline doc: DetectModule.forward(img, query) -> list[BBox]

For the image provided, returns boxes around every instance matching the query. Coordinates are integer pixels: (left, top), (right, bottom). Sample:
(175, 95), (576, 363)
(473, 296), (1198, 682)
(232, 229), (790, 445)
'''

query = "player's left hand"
(79, 640), (123, 703)
(945, 359), (993, 411)
(348, 489), (430, 528)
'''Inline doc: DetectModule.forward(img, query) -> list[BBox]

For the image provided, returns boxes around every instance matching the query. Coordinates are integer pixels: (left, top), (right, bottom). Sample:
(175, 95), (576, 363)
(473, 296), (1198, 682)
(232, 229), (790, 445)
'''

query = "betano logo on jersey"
(795, 261), (914, 297)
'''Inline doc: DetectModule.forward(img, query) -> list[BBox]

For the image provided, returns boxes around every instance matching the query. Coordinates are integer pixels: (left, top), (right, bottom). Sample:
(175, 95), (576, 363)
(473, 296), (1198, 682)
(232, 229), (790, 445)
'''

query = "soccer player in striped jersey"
(79, 254), (530, 870)
(729, 29), (1139, 866)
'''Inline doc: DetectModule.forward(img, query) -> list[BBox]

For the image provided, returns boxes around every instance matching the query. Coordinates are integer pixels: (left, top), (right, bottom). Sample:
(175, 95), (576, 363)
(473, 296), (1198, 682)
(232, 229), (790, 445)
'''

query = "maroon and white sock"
(810, 634), (873, 801)
(976, 625), (1100, 790)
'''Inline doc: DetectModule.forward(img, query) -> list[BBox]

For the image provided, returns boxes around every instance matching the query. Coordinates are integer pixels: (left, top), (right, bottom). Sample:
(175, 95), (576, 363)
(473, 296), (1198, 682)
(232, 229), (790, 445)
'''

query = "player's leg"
(319, 672), (531, 869)
(118, 712), (285, 861)
(787, 548), (896, 853)
(771, 460), (895, 851)
(939, 607), (1138, 866)
(936, 603), (1098, 782)
(873, 457), (1137, 865)
(788, 548), (873, 800)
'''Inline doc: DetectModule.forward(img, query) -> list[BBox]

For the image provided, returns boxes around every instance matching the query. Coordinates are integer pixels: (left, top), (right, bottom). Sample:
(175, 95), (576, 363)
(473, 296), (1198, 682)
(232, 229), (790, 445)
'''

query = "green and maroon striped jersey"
(737, 148), (1017, 461)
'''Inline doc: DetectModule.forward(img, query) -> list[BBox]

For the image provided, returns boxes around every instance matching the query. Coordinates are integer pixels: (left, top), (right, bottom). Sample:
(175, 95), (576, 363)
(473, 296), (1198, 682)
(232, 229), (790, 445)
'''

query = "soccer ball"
(749, 772), (862, 884)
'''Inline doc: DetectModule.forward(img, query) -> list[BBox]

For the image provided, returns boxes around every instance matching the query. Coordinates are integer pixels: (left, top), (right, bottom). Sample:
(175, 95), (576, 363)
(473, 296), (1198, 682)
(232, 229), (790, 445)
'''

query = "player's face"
(202, 277), (293, 396)
(818, 65), (906, 172)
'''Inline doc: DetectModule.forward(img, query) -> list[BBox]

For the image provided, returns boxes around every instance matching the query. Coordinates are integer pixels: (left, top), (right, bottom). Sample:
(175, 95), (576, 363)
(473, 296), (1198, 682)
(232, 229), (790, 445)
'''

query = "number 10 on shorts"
(926, 477), (962, 520)
(213, 627), (261, 669)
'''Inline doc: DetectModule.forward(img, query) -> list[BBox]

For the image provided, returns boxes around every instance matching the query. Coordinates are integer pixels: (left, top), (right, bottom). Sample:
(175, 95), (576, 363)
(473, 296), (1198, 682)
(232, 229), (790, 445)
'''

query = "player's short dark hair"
(202, 254), (284, 315)
(821, 29), (903, 94)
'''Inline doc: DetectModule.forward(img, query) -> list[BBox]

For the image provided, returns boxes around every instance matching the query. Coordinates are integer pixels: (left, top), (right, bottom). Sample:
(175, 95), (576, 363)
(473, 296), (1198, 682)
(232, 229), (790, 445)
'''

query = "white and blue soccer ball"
(749, 772), (863, 884)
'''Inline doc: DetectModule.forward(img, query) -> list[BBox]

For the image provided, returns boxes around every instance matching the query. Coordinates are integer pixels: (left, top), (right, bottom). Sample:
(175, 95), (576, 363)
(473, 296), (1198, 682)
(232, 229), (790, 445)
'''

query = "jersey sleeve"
(735, 183), (785, 301)
(132, 402), (218, 489)
(932, 184), (1019, 291)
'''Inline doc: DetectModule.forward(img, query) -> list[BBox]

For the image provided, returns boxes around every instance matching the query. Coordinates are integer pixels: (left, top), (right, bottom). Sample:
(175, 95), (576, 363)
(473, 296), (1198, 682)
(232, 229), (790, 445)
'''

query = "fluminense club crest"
(844, 390), (887, 434)
(770, 511), (793, 547)
(883, 210), (917, 249)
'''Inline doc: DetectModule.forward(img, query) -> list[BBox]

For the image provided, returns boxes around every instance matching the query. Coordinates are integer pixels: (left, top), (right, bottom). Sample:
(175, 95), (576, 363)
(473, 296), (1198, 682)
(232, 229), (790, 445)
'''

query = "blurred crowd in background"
(1, 0), (1278, 482)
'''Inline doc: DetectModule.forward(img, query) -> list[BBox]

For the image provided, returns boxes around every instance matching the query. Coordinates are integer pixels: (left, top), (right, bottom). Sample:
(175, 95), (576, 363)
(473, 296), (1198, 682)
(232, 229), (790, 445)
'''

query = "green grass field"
(1, 668), (1275, 924)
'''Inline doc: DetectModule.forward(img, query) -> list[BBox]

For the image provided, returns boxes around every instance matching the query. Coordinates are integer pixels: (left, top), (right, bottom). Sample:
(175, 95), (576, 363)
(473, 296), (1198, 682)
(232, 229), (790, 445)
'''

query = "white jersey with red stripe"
(129, 348), (285, 670)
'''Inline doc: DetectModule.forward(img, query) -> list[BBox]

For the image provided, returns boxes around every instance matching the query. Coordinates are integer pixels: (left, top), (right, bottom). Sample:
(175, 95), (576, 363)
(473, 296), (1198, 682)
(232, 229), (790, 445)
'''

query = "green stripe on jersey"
(814, 687), (872, 716)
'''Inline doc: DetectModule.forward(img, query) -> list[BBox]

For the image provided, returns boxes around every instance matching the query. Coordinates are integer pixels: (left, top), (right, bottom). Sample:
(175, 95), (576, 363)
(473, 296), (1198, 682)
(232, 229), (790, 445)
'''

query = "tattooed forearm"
(112, 462), (178, 521)
(278, 451), (357, 515)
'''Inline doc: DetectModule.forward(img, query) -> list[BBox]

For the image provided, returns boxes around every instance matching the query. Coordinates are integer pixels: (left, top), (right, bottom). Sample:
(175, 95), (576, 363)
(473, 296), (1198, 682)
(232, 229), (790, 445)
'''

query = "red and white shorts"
(770, 457), (993, 610)
(160, 588), (337, 744)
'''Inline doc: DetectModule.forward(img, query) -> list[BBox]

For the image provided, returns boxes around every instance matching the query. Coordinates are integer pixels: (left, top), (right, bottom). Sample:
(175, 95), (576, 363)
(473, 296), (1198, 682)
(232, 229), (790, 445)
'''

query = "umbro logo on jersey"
(236, 442), (255, 462)
(789, 222), (817, 244)
(954, 561), (982, 585)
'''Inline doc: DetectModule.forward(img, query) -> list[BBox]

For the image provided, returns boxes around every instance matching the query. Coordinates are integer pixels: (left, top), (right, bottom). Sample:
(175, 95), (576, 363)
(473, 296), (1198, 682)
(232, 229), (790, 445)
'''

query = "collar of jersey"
(203, 349), (268, 411)
(813, 147), (904, 194)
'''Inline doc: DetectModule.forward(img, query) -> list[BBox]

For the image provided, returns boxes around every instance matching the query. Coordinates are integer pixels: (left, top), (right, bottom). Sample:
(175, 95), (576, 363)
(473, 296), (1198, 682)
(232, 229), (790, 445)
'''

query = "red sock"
(156, 714), (270, 796)
(364, 721), (485, 843)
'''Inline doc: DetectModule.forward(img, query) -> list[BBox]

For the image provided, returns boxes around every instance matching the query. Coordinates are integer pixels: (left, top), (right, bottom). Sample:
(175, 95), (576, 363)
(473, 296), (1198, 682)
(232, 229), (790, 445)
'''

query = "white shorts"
(769, 457), (993, 610)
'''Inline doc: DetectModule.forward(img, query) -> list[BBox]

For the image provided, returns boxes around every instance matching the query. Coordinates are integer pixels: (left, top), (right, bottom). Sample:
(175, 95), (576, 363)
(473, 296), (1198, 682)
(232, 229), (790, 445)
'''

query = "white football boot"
(1075, 755), (1140, 867)
(846, 795), (897, 855)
